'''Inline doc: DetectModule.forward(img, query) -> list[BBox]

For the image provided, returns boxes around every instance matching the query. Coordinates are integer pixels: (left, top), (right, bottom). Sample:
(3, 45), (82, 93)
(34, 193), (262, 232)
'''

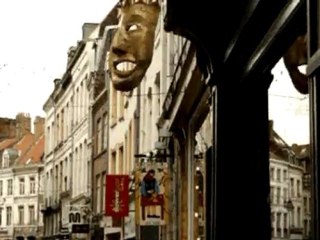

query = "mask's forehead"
(118, 3), (160, 26)
(120, 0), (160, 6)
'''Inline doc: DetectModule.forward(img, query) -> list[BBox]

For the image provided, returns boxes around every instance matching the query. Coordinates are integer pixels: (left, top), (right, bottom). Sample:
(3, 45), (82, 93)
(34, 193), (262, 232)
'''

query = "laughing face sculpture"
(283, 34), (308, 94)
(108, 0), (160, 91)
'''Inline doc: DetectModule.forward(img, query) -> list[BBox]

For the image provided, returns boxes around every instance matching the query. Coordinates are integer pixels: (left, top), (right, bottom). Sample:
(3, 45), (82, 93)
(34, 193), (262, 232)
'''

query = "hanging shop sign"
(105, 175), (129, 217)
(135, 160), (168, 226)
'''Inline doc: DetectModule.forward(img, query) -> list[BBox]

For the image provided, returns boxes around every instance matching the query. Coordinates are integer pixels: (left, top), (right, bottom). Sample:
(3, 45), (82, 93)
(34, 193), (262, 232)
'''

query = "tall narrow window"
(76, 87), (79, 124)
(60, 162), (63, 192)
(97, 118), (102, 154)
(102, 172), (106, 212)
(80, 82), (83, 119)
(96, 175), (101, 212)
(290, 178), (294, 197)
(29, 205), (35, 224)
(111, 151), (116, 174)
(276, 187), (281, 204)
(270, 186), (274, 204)
(297, 179), (301, 197)
(19, 178), (25, 195)
(276, 212), (281, 237)
(111, 85), (118, 124)
(283, 169), (287, 181)
(0, 181), (3, 196)
(277, 169), (281, 182)
(283, 188), (287, 202)
(56, 114), (60, 143)
(304, 197), (308, 213)
(30, 177), (35, 194)
(51, 122), (55, 149)
(61, 109), (64, 141)
(7, 179), (12, 195)
(103, 113), (108, 149)
(18, 206), (24, 225)
(284, 212), (288, 228)
(297, 207), (301, 227)
(119, 146), (124, 173)
(65, 104), (69, 137)
(6, 207), (11, 226)
(47, 126), (51, 152)
(0, 208), (2, 226)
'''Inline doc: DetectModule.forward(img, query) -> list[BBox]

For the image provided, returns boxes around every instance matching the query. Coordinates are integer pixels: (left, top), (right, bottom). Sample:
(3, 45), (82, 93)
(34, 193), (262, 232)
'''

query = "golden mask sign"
(107, 0), (160, 91)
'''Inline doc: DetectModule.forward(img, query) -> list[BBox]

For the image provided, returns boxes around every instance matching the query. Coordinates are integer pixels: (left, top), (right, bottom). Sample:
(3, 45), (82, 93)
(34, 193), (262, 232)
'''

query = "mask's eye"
(127, 24), (138, 32)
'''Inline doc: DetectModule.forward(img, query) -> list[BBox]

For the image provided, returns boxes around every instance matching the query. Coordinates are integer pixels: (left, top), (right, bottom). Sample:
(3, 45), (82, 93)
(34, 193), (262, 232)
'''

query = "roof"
(269, 122), (309, 163)
(0, 138), (17, 151)
(291, 143), (309, 159)
(16, 134), (44, 165)
(13, 133), (35, 157)
(269, 127), (292, 160)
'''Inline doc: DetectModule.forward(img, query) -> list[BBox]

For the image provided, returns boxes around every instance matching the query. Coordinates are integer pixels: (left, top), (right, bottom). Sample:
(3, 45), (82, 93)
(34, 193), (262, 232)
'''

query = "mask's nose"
(111, 45), (127, 56)
(111, 30), (129, 57)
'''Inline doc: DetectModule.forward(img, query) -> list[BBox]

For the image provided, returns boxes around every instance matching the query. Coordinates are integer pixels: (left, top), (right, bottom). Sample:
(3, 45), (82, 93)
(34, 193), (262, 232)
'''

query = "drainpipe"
(134, 85), (141, 239)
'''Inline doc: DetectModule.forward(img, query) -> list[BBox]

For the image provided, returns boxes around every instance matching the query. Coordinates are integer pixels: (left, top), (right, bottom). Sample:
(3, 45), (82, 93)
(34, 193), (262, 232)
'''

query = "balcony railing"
(290, 226), (303, 234)
(14, 225), (43, 236)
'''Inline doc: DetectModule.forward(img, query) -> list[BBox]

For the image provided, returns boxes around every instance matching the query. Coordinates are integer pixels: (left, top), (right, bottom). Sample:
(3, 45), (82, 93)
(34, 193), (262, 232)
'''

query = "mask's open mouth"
(114, 60), (137, 77)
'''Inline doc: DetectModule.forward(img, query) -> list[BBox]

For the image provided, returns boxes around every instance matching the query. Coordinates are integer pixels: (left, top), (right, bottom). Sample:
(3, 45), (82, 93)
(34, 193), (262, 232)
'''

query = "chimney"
(268, 120), (274, 131)
(34, 116), (45, 140)
(82, 23), (98, 41)
(67, 46), (77, 67)
(53, 78), (61, 88)
(268, 120), (274, 139)
(15, 113), (31, 139)
(0, 118), (16, 140)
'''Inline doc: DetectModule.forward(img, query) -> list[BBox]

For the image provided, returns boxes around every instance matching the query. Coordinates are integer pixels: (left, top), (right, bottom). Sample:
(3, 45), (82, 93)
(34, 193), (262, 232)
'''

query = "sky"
(0, 0), (117, 119)
(269, 59), (309, 145)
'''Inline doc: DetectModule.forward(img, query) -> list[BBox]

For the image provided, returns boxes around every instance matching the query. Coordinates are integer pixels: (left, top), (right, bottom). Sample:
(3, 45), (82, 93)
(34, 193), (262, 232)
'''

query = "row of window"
(46, 76), (89, 153)
(270, 181), (302, 204)
(270, 167), (288, 182)
(0, 205), (36, 226)
(271, 208), (310, 237)
(0, 177), (36, 196)
(45, 139), (89, 200)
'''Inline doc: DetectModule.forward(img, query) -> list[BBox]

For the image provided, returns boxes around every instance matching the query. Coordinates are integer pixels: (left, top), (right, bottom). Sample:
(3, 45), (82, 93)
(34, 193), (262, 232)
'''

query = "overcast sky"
(269, 60), (309, 145)
(0, 0), (117, 119)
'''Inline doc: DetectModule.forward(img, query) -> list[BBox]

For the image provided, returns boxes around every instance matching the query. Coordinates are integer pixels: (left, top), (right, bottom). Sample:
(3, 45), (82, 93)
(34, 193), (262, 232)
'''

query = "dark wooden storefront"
(165, 0), (319, 239)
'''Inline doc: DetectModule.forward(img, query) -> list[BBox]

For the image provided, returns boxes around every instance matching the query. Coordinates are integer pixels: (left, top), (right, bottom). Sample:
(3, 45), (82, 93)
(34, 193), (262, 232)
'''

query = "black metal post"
(307, 0), (320, 238)
(212, 72), (272, 239)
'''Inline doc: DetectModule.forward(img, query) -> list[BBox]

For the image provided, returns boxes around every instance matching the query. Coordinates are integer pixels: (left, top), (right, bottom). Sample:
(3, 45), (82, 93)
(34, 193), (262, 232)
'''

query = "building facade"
(0, 114), (45, 240)
(42, 24), (98, 240)
(269, 123), (311, 240)
(88, 5), (120, 240)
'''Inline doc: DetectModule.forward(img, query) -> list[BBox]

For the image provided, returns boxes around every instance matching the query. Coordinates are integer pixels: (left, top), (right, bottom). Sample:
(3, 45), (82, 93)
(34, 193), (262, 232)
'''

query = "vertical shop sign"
(105, 175), (129, 217)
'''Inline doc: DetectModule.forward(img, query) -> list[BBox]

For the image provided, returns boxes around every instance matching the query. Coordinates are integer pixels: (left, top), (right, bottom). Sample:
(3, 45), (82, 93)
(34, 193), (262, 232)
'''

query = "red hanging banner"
(105, 175), (129, 217)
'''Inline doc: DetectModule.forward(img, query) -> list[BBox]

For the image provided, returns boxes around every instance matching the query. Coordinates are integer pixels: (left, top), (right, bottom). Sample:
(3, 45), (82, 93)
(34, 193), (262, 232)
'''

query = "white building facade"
(42, 23), (98, 239)
(0, 149), (44, 240)
(269, 128), (311, 240)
